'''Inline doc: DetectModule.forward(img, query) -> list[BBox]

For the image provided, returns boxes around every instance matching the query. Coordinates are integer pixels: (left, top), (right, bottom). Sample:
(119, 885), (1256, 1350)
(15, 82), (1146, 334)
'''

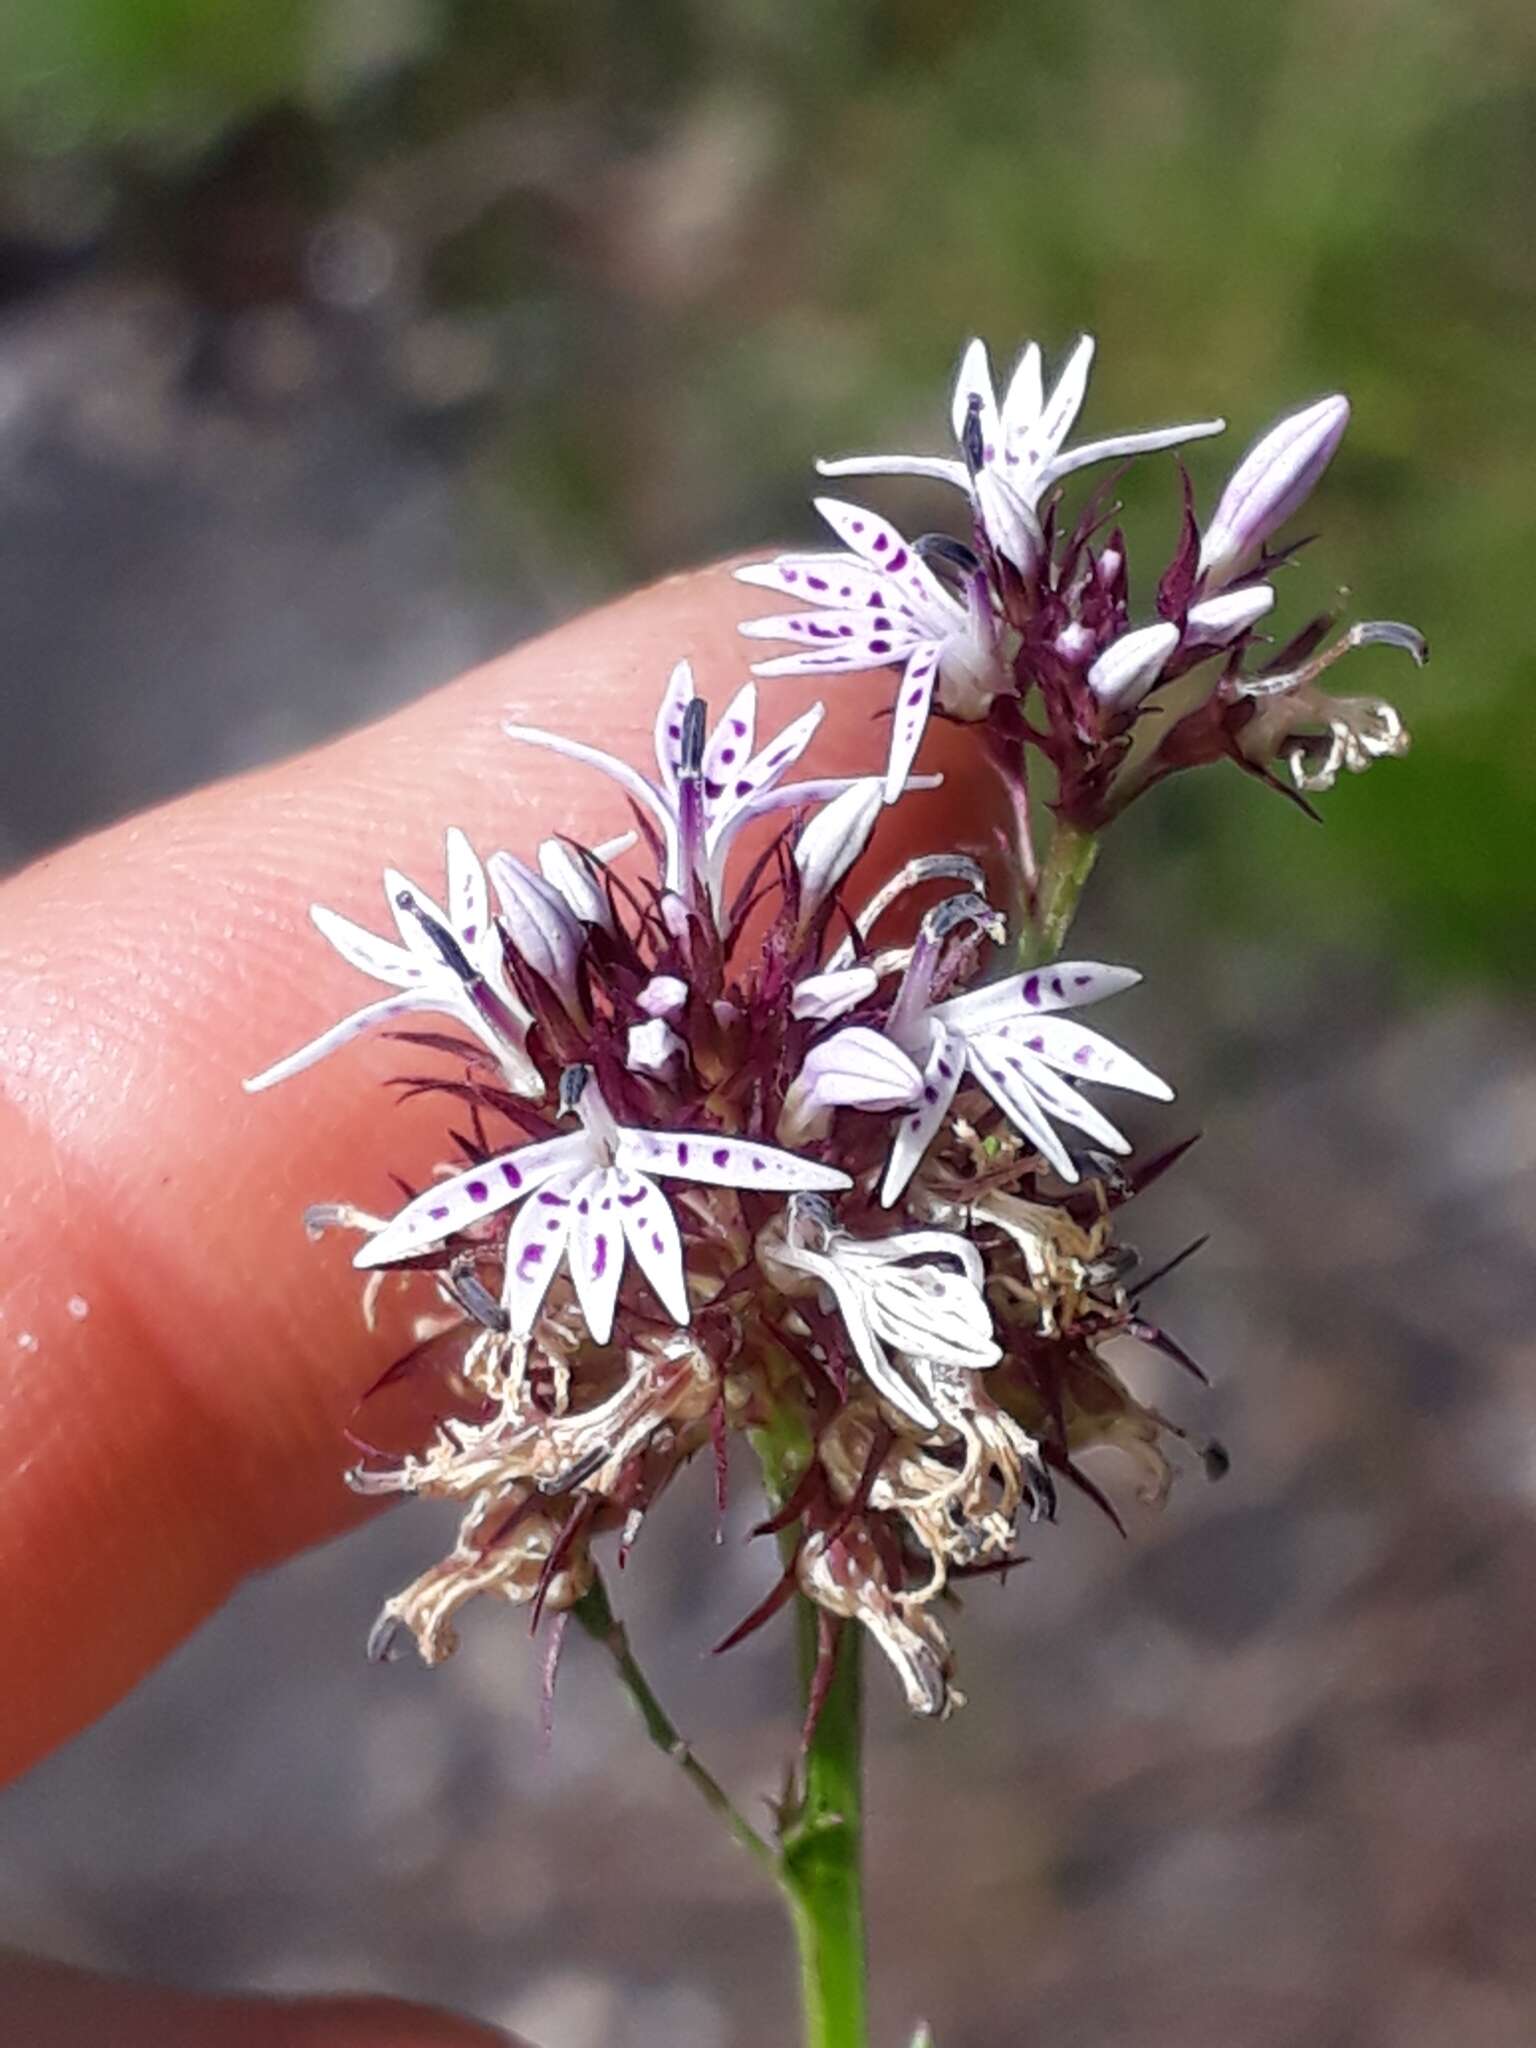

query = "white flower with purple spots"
(505, 660), (884, 919)
(244, 828), (541, 1099)
(736, 498), (1007, 802)
(817, 336), (1225, 570)
(354, 1066), (851, 1346)
(784, 897), (1172, 1199)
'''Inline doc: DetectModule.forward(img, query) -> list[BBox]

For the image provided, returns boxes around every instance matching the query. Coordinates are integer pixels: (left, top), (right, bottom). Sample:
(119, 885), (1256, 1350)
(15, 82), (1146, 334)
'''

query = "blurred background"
(1, 2), (1534, 2043)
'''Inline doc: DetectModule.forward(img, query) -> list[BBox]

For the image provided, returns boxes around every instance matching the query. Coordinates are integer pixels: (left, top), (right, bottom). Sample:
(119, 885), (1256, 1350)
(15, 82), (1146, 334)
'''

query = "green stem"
(1021, 818), (1100, 965)
(753, 1412), (869, 2048)
(782, 1608), (867, 2048)
(573, 1573), (777, 1876)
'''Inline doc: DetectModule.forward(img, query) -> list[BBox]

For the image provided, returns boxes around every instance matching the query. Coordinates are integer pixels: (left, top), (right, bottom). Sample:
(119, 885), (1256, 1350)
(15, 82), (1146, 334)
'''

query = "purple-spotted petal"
(652, 658), (696, 795)
(991, 1014), (1173, 1100)
(568, 1165), (625, 1344)
(501, 1167), (582, 1336)
(614, 1127), (851, 1193)
(705, 701), (826, 845)
(981, 1037), (1131, 1155)
(615, 1168), (690, 1323)
(736, 552), (915, 612)
(811, 499), (952, 615)
(444, 828), (489, 950)
(884, 644), (941, 803)
(934, 961), (1141, 1031)
(700, 682), (758, 818)
(880, 1023), (966, 1207)
(353, 1133), (589, 1269)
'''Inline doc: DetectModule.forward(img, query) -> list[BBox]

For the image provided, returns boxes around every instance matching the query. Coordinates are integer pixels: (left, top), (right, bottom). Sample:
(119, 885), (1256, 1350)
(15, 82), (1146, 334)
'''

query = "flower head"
(817, 335), (1224, 569)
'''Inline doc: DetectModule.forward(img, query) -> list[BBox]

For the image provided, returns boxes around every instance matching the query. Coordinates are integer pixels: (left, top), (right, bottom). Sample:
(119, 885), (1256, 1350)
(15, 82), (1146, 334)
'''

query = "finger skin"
(0, 1950), (517, 2046)
(0, 564), (1002, 1783)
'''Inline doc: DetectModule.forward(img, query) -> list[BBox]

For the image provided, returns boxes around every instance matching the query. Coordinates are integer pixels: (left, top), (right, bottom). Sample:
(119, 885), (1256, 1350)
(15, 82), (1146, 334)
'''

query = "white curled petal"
(243, 993), (433, 1093)
(796, 1026), (923, 1114)
(501, 1170), (583, 1335)
(652, 658), (696, 793)
(568, 1166), (626, 1344)
(794, 779), (884, 917)
(615, 1169), (690, 1323)
(884, 644), (940, 802)
(934, 961), (1141, 1031)
(817, 1267), (938, 1428)
(792, 966), (879, 1023)
(993, 1013), (1174, 1101)
(310, 903), (424, 988)
(353, 1133), (588, 1269)
(880, 1024), (966, 1207)
(616, 1128), (851, 1193)
(963, 1036), (1079, 1183)
(867, 1266), (1001, 1372)
(1087, 621), (1180, 712)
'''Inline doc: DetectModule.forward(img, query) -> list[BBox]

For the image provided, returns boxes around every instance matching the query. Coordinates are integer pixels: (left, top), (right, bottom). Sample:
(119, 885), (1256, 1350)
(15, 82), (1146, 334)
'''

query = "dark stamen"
(558, 1063), (591, 1116)
(396, 888), (476, 980)
(679, 696), (708, 779)
(961, 393), (986, 479)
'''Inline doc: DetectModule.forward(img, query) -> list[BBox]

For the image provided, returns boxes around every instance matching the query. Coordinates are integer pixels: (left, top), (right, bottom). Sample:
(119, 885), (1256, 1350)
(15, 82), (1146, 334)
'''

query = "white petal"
(880, 1024), (966, 1206)
(1000, 339), (1044, 436)
(992, 1013), (1173, 1100)
(814, 453), (970, 491)
(739, 606), (923, 655)
(614, 1127), (852, 1192)
(1030, 335), (1095, 465)
(1039, 417), (1225, 488)
(501, 1169), (582, 1336)
(815, 1264), (939, 1428)
(701, 683), (758, 820)
(884, 644), (940, 803)
(615, 1168), (690, 1322)
(380, 869), (452, 959)
(735, 553), (909, 611)
(793, 780), (884, 918)
(310, 902), (425, 990)
(1087, 621), (1180, 711)
(989, 1039), (1132, 1155)
(791, 965), (879, 1023)
(794, 1025), (923, 1114)
(242, 993), (431, 1093)
(353, 1133), (589, 1268)
(652, 658), (696, 794)
(934, 961), (1141, 1030)
(444, 827), (490, 950)
(704, 703), (826, 853)
(950, 336), (1001, 454)
(963, 1036), (1079, 1183)
(867, 1265), (1001, 1372)
(569, 1166), (626, 1344)
(503, 722), (675, 854)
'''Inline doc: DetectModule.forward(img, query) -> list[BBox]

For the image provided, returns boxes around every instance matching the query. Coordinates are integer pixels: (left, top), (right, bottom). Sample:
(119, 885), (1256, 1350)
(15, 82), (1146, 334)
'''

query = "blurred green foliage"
(2, 0), (1531, 978)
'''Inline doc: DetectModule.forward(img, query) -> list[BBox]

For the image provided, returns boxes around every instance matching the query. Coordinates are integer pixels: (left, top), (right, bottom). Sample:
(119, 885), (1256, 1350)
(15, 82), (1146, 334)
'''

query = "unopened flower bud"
(537, 833), (633, 931)
(637, 974), (689, 1019)
(1184, 582), (1275, 645)
(627, 1016), (686, 1076)
(1198, 393), (1349, 589)
(488, 851), (586, 1013)
(1087, 620), (1179, 712)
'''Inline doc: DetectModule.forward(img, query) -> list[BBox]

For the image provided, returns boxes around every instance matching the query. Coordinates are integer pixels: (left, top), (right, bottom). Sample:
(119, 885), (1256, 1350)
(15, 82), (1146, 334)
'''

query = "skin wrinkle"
(0, 564), (1004, 1784)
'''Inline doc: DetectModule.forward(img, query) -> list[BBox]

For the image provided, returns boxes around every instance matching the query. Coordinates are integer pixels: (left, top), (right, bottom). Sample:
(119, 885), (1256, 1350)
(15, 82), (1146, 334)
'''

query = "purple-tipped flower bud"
(488, 850), (586, 1014)
(1198, 394), (1350, 590)
(1087, 621), (1180, 713)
